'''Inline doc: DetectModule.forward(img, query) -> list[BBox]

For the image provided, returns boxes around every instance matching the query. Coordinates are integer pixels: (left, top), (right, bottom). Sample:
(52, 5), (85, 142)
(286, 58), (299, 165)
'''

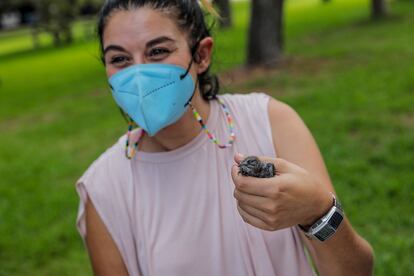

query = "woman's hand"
(231, 153), (334, 231)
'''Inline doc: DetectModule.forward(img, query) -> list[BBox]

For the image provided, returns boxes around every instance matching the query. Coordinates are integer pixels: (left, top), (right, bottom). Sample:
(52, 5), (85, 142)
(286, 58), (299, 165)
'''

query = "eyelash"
(148, 47), (171, 59)
(110, 56), (130, 65)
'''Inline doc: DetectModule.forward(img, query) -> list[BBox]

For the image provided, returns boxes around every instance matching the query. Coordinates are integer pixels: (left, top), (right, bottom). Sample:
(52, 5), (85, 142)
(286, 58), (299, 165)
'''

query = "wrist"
(300, 191), (334, 230)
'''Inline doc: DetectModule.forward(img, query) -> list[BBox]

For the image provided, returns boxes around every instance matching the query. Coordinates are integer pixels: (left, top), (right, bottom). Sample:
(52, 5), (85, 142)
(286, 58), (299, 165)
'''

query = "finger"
(234, 152), (244, 164)
(250, 156), (304, 175)
(256, 156), (291, 174)
(233, 188), (277, 213)
(238, 201), (277, 226)
(237, 204), (275, 231)
(232, 164), (284, 197)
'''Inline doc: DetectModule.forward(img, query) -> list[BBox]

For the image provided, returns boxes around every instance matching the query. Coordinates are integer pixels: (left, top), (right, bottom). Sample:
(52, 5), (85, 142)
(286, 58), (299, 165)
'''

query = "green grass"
(0, 0), (413, 274)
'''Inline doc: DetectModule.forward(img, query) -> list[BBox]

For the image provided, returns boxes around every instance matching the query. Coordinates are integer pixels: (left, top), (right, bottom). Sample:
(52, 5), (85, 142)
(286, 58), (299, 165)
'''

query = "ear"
(195, 37), (214, 75)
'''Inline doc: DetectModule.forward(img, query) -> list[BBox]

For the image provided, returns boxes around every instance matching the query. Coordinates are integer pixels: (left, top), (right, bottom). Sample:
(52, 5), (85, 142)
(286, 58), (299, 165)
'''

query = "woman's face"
(102, 7), (212, 80)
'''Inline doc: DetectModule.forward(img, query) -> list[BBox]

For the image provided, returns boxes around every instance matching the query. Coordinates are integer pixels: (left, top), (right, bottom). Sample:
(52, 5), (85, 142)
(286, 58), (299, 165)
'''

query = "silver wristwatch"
(299, 193), (344, 242)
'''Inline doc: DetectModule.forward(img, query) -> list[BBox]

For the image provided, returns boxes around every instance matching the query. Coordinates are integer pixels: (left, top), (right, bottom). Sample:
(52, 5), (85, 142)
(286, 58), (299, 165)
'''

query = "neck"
(138, 90), (211, 152)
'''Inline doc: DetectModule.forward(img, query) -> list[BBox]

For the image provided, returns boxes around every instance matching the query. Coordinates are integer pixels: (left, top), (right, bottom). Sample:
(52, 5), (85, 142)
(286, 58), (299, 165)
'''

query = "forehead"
(103, 7), (187, 49)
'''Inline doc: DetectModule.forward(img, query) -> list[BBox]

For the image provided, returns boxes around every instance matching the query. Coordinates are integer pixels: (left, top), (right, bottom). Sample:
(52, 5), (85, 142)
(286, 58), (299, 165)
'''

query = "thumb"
(234, 152), (245, 164)
(256, 156), (296, 175)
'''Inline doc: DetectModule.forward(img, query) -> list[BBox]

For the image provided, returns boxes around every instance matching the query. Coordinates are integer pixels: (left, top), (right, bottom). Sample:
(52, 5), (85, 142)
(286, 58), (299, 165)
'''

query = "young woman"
(75, 0), (374, 275)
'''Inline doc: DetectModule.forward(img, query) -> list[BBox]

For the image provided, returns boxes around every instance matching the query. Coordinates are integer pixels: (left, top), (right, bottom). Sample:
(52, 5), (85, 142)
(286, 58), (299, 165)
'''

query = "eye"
(147, 47), (171, 60)
(109, 56), (131, 66)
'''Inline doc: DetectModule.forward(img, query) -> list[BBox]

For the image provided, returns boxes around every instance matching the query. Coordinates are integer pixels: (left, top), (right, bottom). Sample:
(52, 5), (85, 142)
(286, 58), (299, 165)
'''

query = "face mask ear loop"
(184, 77), (199, 107)
(180, 58), (194, 80)
(179, 40), (200, 80)
(181, 40), (201, 106)
(118, 107), (130, 124)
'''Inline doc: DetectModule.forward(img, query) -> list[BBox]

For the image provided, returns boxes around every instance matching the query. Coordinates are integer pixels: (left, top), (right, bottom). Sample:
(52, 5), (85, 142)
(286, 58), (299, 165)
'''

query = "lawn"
(0, 0), (413, 275)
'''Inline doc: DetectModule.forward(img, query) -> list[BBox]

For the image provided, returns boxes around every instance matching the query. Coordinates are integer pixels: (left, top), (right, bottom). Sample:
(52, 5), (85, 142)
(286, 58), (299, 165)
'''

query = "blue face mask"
(109, 63), (196, 136)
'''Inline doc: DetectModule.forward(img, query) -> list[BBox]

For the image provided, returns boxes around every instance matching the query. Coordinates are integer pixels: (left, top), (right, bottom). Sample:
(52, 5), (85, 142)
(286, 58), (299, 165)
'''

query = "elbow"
(366, 243), (375, 275)
(358, 238), (375, 275)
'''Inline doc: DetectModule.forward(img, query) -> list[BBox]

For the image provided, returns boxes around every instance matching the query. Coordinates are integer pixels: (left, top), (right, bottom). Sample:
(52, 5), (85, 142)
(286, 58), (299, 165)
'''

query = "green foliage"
(0, 0), (413, 274)
(34, 0), (79, 45)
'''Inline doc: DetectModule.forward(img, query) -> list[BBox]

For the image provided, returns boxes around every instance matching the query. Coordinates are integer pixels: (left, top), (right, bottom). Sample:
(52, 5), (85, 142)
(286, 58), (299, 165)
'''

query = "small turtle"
(238, 156), (276, 178)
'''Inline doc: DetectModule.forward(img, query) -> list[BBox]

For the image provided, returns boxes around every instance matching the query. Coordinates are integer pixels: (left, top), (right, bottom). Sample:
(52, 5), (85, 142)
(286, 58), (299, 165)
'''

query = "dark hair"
(97, 0), (219, 100)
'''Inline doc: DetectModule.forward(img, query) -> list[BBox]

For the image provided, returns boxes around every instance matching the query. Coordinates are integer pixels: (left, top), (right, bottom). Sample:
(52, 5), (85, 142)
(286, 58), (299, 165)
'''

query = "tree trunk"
(213, 0), (232, 28)
(247, 0), (285, 67)
(31, 26), (40, 49)
(60, 23), (73, 44)
(372, 0), (387, 19)
(52, 30), (61, 46)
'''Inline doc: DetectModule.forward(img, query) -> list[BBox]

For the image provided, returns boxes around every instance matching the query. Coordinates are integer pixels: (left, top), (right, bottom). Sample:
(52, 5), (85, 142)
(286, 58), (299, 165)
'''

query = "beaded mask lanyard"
(188, 97), (235, 149)
(124, 96), (236, 159)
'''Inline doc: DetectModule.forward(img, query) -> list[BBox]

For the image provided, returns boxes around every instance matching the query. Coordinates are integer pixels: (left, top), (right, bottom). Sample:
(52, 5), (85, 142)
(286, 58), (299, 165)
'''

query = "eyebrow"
(103, 36), (176, 56)
(103, 45), (127, 55)
(146, 36), (175, 48)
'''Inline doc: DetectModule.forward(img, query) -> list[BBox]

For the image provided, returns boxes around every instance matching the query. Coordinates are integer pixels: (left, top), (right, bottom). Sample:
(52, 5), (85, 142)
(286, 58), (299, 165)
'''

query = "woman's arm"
(266, 98), (374, 275)
(85, 197), (129, 276)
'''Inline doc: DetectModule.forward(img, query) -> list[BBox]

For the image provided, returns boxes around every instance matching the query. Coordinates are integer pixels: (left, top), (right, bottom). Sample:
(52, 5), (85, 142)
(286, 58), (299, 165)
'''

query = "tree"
(0, 0), (19, 12)
(0, 0), (101, 47)
(213, 0), (232, 28)
(34, 0), (78, 46)
(372, 0), (388, 19)
(247, 0), (285, 67)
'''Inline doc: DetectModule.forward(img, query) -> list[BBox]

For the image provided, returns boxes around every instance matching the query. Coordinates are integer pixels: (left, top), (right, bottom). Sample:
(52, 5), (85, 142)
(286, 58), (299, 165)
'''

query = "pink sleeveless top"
(75, 92), (315, 276)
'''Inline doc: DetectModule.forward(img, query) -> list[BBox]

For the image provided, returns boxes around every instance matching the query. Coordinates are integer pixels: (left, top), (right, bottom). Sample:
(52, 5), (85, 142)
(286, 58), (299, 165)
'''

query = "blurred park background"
(0, 0), (413, 275)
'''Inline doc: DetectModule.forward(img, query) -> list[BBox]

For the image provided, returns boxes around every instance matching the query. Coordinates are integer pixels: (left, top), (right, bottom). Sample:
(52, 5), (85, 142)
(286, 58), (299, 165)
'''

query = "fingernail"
(237, 153), (244, 159)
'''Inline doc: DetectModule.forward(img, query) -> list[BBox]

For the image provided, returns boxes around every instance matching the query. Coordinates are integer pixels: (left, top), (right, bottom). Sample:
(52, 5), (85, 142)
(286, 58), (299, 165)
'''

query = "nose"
(132, 53), (151, 66)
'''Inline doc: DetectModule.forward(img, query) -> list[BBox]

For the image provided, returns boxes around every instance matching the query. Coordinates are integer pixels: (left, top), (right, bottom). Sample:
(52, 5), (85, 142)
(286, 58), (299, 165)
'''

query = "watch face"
(315, 226), (335, 241)
(314, 208), (344, 242)
(329, 211), (344, 229)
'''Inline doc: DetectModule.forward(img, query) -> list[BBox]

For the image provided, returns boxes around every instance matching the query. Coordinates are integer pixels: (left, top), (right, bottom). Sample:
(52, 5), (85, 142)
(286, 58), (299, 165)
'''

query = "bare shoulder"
(267, 97), (314, 152)
(266, 97), (334, 191)
(85, 197), (129, 276)
(267, 97), (306, 132)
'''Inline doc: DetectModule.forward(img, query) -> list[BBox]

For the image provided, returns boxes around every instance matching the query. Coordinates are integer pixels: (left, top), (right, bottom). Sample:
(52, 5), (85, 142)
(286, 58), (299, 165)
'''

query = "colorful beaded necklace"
(125, 96), (235, 159)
